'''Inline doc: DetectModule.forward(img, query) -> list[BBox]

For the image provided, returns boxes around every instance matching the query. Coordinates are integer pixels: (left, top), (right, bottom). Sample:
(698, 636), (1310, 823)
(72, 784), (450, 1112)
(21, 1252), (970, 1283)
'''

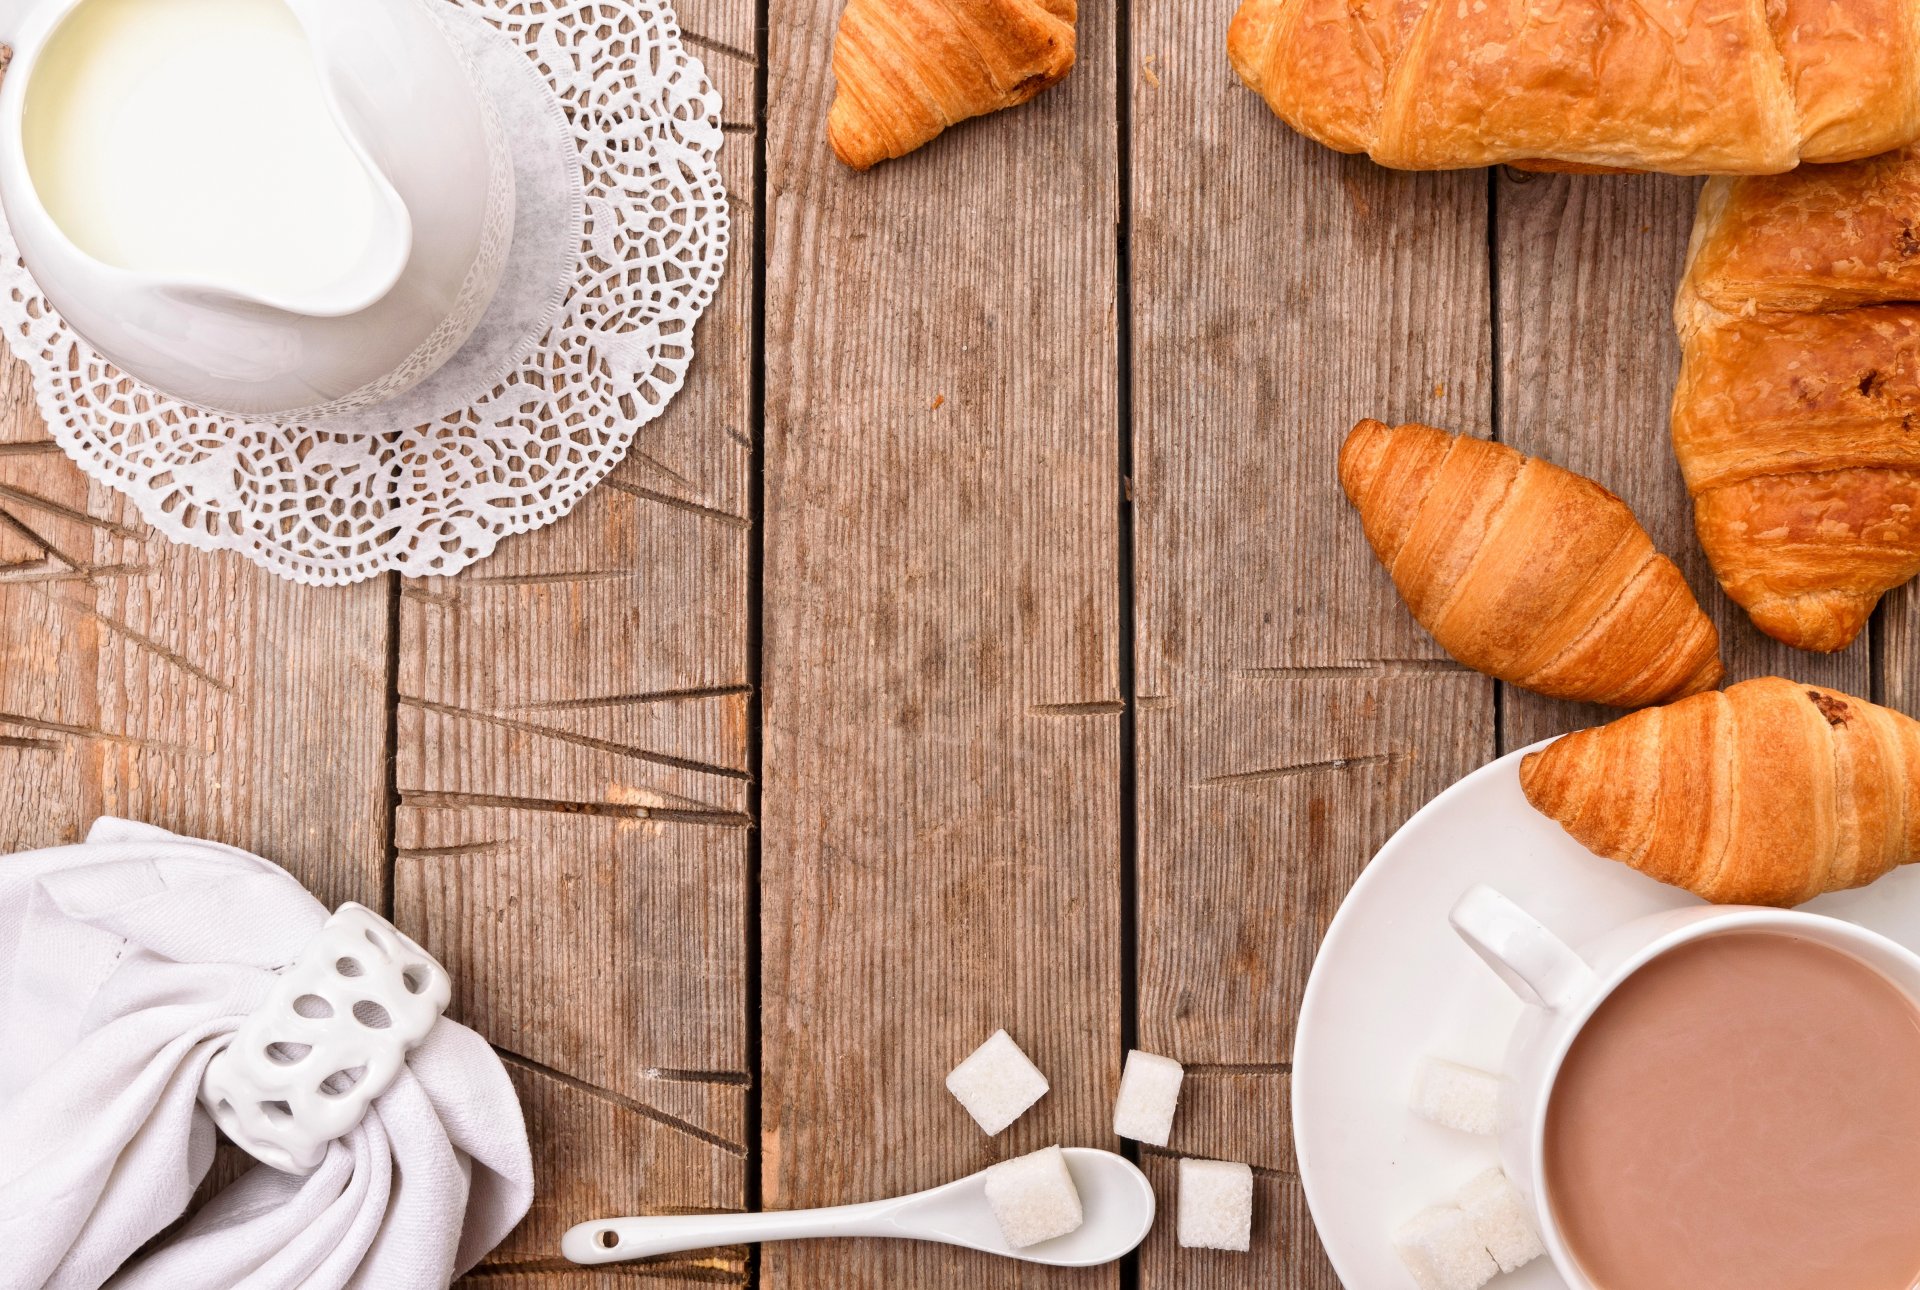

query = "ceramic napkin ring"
(199, 903), (453, 1173)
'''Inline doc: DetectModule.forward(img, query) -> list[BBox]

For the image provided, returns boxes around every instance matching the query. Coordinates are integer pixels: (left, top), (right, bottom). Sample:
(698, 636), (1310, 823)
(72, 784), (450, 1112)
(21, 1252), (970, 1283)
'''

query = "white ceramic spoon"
(561, 1147), (1155, 1268)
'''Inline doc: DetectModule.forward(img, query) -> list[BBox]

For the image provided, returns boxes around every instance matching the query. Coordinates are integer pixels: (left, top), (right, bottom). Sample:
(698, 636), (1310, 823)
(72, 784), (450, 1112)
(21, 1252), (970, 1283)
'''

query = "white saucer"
(1291, 741), (1920, 1289)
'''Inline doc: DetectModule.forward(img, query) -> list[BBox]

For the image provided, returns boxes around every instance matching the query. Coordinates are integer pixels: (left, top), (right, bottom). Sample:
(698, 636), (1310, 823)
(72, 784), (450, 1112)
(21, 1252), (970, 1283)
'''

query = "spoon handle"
(562, 1198), (902, 1265)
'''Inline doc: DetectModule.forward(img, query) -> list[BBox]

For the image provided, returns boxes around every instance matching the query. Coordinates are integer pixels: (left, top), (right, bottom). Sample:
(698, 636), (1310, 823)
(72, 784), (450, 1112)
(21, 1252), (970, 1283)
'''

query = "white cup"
(1448, 883), (1920, 1290)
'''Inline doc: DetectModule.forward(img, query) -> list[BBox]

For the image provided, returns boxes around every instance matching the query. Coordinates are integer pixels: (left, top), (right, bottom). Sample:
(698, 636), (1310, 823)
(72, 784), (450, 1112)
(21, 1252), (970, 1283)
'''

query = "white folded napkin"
(0, 818), (533, 1289)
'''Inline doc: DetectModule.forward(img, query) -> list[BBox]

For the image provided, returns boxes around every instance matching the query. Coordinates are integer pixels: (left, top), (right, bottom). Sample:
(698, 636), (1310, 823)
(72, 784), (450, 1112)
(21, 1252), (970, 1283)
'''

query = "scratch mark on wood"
(400, 584), (458, 606)
(393, 839), (508, 859)
(466, 1255), (747, 1283)
(1233, 659), (1473, 680)
(0, 507), (47, 553)
(460, 568), (637, 587)
(0, 481), (143, 539)
(1198, 752), (1400, 788)
(0, 710), (200, 754)
(511, 684), (751, 712)
(1137, 694), (1175, 710)
(641, 1067), (753, 1086)
(36, 590), (234, 693)
(1028, 700), (1127, 716)
(678, 29), (756, 66)
(631, 446), (697, 489)
(602, 478), (753, 530)
(1182, 1062), (1292, 1076)
(0, 562), (154, 585)
(0, 441), (62, 457)
(0, 505), (80, 571)
(400, 789), (752, 828)
(0, 734), (57, 752)
(1140, 1143), (1297, 1180)
(403, 696), (750, 782)
(496, 1047), (749, 1157)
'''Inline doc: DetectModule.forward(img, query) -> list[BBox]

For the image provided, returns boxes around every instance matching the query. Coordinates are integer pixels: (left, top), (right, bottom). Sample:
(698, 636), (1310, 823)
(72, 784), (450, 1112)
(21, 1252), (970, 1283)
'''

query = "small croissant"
(1339, 420), (1723, 707)
(1522, 678), (1920, 906)
(827, 0), (1076, 170)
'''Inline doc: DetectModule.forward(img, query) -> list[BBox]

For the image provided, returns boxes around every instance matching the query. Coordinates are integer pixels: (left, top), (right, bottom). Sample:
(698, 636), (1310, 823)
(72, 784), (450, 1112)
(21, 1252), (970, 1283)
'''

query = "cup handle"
(1449, 884), (1598, 1012)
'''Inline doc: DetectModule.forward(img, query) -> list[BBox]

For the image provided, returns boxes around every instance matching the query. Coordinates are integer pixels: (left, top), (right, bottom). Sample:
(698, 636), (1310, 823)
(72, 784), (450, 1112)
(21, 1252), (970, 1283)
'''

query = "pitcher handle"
(1449, 884), (1598, 1012)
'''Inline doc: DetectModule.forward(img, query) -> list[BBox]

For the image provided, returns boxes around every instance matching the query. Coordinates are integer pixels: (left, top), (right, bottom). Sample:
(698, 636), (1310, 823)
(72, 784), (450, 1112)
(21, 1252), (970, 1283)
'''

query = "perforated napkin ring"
(199, 903), (453, 1173)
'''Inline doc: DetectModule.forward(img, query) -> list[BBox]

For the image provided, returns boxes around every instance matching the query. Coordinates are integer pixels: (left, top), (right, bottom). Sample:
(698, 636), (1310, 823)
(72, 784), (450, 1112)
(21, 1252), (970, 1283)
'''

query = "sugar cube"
(1409, 1057), (1501, 1136)
(1113, 1049), (1184, 1146)
(946, 1030), (1049, 1135)
(1393, 1205), (1497, 1290)
(1455, 1168), (1543, 1273)
(1176, 1157), (1253, 1251)
(982, 1145), (1083, 1248)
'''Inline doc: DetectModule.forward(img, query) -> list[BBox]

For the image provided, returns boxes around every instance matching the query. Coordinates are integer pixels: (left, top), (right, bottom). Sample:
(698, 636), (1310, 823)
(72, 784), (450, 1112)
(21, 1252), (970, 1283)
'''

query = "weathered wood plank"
(485, 1055), (748, 1279)
(1492, 172), (1870, 750)
(396, 0), (759, 1279)
(758, 0), (1124, 1284)
(1882, 585), (1918, 716)
(1128, 3), (1495, 1280)
(0, 355), (390, 909)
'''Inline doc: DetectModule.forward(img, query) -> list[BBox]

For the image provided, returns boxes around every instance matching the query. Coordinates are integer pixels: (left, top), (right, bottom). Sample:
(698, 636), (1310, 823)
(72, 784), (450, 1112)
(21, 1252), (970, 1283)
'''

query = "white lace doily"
(0, 0), (729, 585)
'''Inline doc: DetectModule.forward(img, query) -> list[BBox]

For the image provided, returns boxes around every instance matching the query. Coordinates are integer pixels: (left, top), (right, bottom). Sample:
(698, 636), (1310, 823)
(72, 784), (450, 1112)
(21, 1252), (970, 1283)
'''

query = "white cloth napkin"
(0, 819), (533, 1289)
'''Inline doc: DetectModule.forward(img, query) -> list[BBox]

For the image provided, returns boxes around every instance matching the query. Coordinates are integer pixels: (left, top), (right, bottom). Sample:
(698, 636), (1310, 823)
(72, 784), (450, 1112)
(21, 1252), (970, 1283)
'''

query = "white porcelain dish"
(1292, 741), (1920, 1289)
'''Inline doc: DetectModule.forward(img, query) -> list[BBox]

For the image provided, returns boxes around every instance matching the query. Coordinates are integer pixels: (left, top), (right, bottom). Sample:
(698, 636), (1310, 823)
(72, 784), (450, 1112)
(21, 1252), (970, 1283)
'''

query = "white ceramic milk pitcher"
(0, 0), (514, 418)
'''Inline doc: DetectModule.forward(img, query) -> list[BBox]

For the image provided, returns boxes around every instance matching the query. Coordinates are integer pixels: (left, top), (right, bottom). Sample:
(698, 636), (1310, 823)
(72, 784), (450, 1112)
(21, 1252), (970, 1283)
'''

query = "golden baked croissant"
(1673, 148), (1920, 652)
(1340, 420), (1723, 706)
(1522, 678), (1920, 906)
(1227, 0), (1920, 174)
(827, 0), (1075, 170)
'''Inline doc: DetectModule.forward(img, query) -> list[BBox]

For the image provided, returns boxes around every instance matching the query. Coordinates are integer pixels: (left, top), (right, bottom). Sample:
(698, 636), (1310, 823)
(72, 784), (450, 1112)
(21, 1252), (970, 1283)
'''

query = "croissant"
(1522, 678), (1920, 906)
(1227, 0), (1920, 174)
(1672, 148), (1920, 652)
(1340, 421), (1723, 706)
(827, 0), (1076, 170)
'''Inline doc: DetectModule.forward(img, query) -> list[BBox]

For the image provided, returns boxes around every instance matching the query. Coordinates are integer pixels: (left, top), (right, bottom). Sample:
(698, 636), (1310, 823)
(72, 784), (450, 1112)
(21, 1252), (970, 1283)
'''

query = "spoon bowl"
(561, 1147), (1155, 1268)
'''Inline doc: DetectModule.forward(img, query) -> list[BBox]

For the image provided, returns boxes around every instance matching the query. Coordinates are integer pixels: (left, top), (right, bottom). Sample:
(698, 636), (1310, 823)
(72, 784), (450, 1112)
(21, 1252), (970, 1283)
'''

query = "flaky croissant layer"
(1673, 147), (1920, 652)
(1523, 678), (1920, 906)
(1340, 421), (1723, 707)
(827, 0), (1076, 170)
(1229, 0), (1920, 174)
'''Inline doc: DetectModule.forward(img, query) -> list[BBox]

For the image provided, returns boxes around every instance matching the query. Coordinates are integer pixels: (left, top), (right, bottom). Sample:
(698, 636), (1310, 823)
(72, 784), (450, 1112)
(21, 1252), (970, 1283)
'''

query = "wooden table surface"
(1, 2), (1909, 1286)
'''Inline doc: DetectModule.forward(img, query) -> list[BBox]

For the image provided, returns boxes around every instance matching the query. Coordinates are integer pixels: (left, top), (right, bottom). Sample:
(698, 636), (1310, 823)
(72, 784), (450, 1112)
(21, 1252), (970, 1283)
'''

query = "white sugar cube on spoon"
(946, 1030), (1049, 1135)
(983, 1145), (1083, 1248)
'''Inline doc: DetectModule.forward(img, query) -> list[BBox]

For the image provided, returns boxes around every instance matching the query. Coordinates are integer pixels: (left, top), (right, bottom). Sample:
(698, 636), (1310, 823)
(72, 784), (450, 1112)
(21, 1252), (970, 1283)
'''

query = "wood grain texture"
(1128, 2), (1494, 1279)
(1491, 171), (1869, 750)
(1883, 583), (1918, 716)
(759, 0), (1123, 1285)
(394, 0), (759, 1279)
(1137, 1152), (1326, 1290)
(0, 356), (389, 909)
